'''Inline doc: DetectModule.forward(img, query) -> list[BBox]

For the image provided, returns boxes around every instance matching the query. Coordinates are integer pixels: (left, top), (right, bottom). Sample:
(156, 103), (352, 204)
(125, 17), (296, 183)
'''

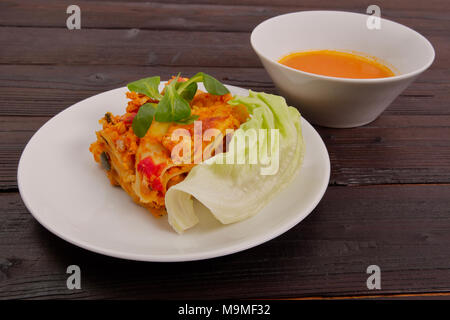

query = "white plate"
(18, 84), (330, 262)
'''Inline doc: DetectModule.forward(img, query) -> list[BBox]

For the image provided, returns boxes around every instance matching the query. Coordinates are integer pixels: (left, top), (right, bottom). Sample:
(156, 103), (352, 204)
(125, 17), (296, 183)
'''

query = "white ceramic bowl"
(251, 11), (435, 128)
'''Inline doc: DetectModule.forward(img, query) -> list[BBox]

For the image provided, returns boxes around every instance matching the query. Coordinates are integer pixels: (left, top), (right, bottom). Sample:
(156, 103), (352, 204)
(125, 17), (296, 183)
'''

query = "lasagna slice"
(90, 86), (248, 217)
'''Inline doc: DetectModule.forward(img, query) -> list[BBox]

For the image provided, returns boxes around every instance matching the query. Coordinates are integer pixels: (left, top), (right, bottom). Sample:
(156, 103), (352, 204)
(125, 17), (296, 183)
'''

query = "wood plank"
(0, 65), (448, 116)
(1, 0), (449, 36)
(0, 27), (255, 67)
(1, 185), (450, 298)
(71, 0), (450, 12)
(321, 127), (450, 185)
(366, 115), (450, 128)
(2, 113), (450, 190)
(0, 63), (449, 189)
(295, 292), (450, 299)
(0, 27), (449, 67)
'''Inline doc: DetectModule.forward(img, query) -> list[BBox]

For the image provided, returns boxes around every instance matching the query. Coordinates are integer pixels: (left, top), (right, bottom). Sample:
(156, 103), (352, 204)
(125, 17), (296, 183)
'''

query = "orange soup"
(278, 50), (395, 79)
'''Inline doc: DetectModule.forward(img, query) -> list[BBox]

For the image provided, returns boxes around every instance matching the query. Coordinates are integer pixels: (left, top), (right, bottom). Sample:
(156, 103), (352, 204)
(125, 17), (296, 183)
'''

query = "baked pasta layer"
(90, 80), (248, 217)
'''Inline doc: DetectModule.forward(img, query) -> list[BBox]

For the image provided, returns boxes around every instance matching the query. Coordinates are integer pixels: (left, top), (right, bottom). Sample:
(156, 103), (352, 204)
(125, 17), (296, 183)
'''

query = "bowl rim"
(250, 10), (435, 84)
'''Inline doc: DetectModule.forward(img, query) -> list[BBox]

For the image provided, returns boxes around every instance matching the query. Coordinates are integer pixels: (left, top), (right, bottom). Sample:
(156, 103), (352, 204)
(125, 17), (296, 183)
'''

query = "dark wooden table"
(1, 0), (449, 299)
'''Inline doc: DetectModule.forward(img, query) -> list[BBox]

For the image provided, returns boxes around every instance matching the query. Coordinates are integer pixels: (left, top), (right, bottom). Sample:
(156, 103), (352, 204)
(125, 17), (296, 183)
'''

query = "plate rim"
(18, 84), (330, 262)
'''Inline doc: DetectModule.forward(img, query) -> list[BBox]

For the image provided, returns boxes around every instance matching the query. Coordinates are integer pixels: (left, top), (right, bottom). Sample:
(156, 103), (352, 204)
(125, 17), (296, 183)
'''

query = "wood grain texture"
(1, 185), (450, 299)
(0, 65), (448, 116)
(0, 27), (256, 67)
(1, 113), (450, 190)
(1, 0), (449, 35)
(26, 0), (450, 12)
(0, 63), (448, 189)
(0, 27), (449, 67)
(1, 0), (450, 300)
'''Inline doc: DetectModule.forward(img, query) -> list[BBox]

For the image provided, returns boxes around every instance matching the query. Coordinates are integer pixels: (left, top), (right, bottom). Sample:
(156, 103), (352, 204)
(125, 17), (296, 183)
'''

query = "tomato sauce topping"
(137, 157), (165, 193)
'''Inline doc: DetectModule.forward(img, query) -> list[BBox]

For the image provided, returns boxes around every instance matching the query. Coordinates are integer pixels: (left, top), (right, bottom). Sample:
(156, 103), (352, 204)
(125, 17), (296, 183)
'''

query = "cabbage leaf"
(165, 91), (305, 233)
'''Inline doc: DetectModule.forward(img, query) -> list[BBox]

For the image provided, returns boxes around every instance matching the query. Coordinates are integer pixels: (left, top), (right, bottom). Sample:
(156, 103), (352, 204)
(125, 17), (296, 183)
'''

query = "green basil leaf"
(172, 95), (192, 121)
(154, 86), (174, 122)
(155, 84), (191, 122)
(132, 103), (156, 138)
(178, 82), (197, 101)
(201, 72), (229, 95)
(175, 73), (203, 94)
(175, 114), (199, 125)
(127, 76), (162, 100)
